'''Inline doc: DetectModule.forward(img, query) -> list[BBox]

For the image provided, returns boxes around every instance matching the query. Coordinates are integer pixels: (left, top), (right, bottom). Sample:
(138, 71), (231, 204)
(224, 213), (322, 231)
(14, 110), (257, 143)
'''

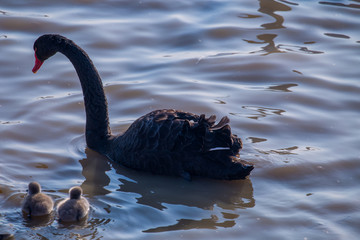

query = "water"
(1, 0), (359, 239)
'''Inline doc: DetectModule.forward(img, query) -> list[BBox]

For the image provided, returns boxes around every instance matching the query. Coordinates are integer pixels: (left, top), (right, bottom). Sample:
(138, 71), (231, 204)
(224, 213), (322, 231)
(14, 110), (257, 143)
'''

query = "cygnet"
(57, 186), (89, 222)
(22, 181), (54, 217)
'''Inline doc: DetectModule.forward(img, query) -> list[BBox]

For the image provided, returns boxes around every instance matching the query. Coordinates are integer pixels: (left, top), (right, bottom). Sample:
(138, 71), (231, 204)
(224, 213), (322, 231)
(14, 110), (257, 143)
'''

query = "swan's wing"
(111, 109), (248, 179)
(116, 109), (241, 157)
(117, 109), (198, 152)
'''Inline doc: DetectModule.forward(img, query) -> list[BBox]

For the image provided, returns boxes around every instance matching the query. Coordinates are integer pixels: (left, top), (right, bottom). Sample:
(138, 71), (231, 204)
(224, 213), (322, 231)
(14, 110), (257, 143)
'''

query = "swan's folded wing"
(116, 109), (241, 155)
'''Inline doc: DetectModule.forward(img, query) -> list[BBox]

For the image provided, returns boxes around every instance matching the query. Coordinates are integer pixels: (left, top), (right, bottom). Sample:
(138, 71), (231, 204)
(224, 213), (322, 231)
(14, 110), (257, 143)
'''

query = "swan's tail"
(197, 114), (242, 154)
(190, 114), (253, 179)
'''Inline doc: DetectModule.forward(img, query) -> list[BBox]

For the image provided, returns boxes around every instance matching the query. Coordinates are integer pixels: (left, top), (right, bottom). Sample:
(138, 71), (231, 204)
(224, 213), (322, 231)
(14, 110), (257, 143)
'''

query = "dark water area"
(1, 0), (359, 239)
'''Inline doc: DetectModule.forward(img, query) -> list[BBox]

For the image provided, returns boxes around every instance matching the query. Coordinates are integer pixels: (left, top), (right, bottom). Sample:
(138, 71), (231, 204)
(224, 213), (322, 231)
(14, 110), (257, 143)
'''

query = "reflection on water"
(79, 148), (254, 232)
(268, 83), (297, 92)
(231, 106), (285, 120)
(79, 149), (111, 197)
(22, 212), (55, 228)
(256, 145), (319, 156)
(244, 34), (324, 55)
(144, 214), (236, 233)
(324, 33), (351, 39)
(277, 44), (324, 54)
(247, 137), (267, 144)
(258, 0), (291, 29)
(244, 33), (284, 54)
(117, 172), (254, 211)
(319, 1), (360, 9)
(0, 121), (21, 125)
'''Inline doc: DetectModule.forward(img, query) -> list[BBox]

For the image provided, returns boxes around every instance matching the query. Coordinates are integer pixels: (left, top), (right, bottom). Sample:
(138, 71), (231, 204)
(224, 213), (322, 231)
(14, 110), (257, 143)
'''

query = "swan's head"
(69, 186), (83, 200)
(32, 34), (64, 73)
(28, 181), (41, 195)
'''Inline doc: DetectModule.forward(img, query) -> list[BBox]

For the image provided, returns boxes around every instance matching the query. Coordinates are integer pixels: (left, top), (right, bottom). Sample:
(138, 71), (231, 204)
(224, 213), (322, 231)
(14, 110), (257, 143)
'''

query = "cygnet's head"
(69, 186), (83, 199)
(28, 182), (41, 195)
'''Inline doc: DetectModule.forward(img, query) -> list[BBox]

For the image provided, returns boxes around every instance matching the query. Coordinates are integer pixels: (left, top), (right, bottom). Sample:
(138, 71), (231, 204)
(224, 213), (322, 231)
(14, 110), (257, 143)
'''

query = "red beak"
(32, 53), (43, 73)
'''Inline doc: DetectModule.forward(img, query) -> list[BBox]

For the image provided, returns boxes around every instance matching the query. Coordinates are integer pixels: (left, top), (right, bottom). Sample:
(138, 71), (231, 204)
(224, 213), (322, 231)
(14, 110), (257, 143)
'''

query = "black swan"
(57, 186), (89, 222)
(32, 34), (253, 180)
(22, 181), (54, 217)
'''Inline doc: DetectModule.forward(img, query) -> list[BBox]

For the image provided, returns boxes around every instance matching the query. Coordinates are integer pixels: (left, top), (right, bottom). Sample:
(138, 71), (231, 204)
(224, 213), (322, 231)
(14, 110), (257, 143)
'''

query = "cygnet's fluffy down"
(57, 186), (90, 222)
(22, 181), (54, 217)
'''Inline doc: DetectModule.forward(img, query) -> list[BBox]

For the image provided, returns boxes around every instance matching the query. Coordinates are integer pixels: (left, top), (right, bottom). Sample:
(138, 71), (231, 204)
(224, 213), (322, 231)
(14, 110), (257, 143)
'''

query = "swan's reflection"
(79, 149), (111, 196)
(79, 148), (254, 232)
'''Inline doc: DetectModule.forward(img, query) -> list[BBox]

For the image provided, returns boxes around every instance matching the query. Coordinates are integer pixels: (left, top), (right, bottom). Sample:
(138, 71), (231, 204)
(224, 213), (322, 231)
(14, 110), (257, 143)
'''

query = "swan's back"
(109, 109), (252, 180)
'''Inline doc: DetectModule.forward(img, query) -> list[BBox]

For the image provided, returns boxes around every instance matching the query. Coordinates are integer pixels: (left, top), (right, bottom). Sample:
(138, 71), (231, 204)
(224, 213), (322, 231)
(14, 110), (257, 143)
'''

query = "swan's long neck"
(59, 40), (112, 153)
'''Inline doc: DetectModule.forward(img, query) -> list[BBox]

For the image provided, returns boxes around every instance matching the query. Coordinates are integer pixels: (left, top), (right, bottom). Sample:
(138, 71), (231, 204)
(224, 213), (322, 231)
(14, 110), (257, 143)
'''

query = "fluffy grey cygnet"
(22, 182), (54, 217)
(57, 186), (90, 222)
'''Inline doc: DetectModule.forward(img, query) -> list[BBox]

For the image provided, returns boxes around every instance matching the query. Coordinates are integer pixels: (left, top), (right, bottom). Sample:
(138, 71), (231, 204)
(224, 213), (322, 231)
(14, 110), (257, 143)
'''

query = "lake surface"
(1, 0), (359, 239)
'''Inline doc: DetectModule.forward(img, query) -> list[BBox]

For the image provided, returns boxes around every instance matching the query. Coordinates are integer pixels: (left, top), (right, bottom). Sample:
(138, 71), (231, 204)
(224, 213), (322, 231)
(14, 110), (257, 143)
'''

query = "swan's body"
(32, 34), (253, 180)
(57, 186), (89, 222)
(22, 182), (54, 217)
